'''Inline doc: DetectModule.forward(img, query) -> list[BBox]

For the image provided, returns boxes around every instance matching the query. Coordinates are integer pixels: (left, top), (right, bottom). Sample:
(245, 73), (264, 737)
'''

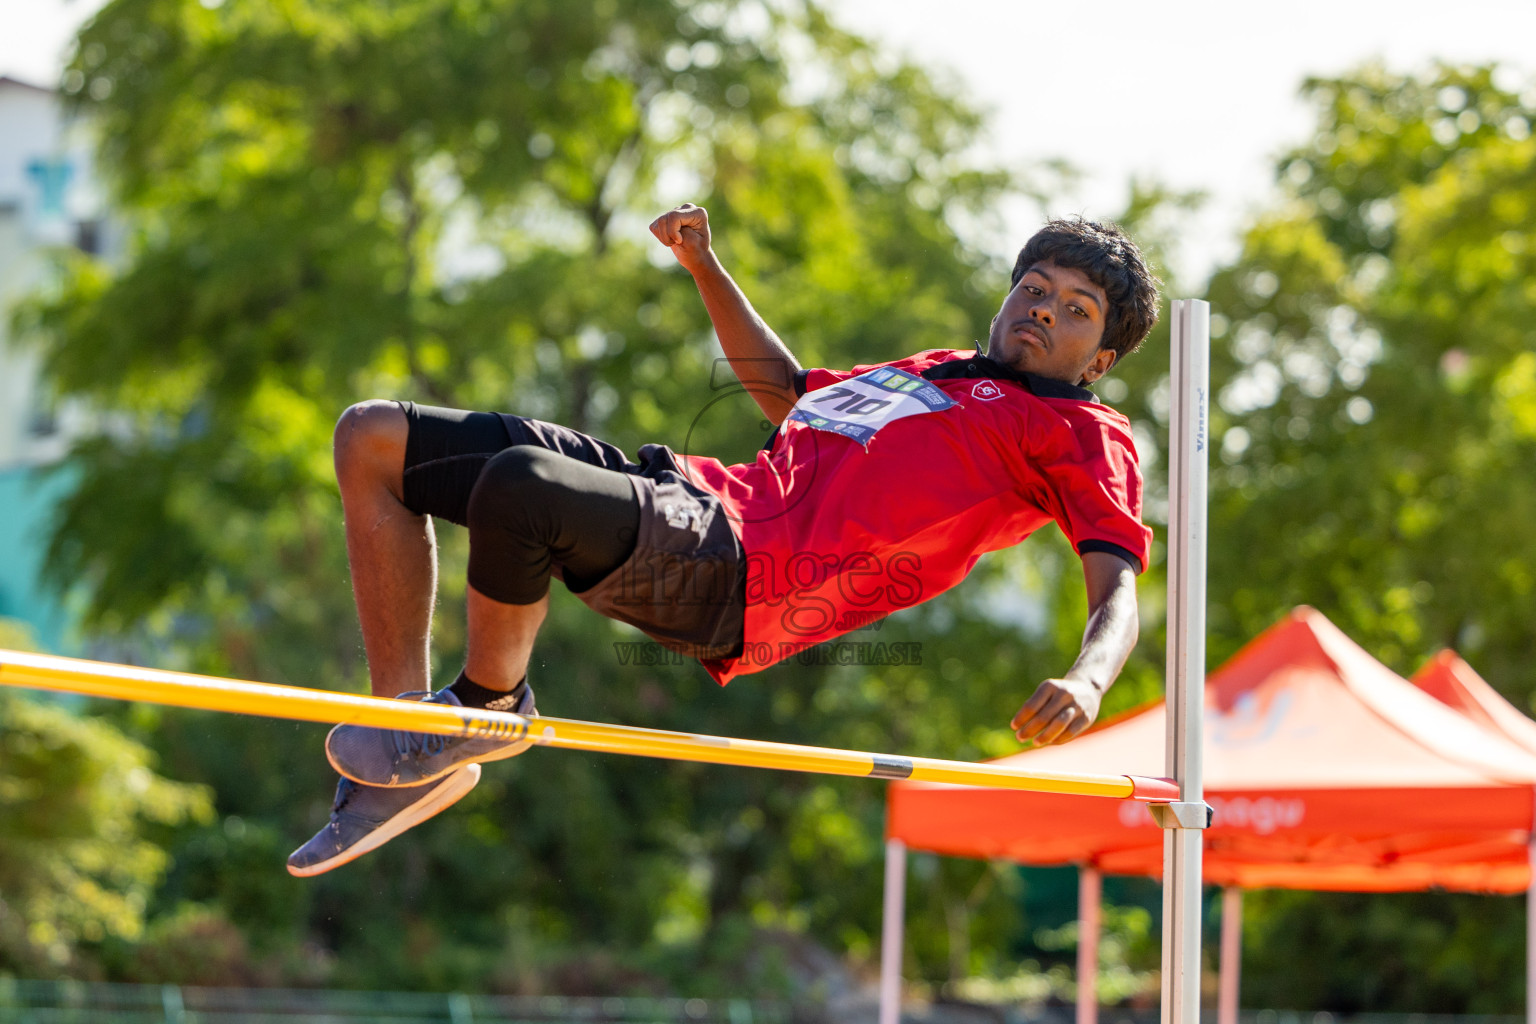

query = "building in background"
(0, 75), (110, 653)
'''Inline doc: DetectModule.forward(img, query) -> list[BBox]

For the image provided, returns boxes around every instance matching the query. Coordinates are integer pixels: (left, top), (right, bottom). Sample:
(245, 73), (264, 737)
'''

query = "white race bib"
(787, 366), (957, 447)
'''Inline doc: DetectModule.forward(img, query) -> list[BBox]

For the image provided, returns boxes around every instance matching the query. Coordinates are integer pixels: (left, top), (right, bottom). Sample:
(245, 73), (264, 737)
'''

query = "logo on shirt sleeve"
(971, 380), (1004, 401)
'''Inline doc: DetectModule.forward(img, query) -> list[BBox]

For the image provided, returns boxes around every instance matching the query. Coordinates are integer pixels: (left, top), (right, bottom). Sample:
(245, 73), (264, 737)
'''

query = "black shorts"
(398, 402), (746, 661)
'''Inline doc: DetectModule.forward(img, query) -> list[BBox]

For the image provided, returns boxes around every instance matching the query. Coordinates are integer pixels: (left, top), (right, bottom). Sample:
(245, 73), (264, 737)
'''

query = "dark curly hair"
(1010, 218), (1160, 364)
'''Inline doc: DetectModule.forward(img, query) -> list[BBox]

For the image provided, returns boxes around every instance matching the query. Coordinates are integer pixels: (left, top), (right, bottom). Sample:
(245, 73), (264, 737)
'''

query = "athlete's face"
(986, 261), (1115, 386)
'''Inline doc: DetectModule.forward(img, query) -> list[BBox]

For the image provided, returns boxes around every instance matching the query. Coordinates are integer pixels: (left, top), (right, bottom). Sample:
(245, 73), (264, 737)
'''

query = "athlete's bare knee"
(334, 400), (408, 496)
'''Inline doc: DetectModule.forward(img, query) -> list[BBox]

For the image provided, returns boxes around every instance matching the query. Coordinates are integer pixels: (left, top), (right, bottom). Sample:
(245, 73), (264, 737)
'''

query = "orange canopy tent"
(881, 608), (1536, 1020)
(1413, 649), (1536, 759)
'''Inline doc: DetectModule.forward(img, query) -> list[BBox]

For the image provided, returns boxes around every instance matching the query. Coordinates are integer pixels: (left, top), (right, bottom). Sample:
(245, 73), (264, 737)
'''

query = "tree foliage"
(1202, 63), (1536, 1012)
(1203, 63), (1536, 681)
(0, 675), (212, 975)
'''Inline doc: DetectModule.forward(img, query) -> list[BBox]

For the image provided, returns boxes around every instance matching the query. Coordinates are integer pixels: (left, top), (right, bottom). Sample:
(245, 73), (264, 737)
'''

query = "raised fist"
(649, 203), (713, 274)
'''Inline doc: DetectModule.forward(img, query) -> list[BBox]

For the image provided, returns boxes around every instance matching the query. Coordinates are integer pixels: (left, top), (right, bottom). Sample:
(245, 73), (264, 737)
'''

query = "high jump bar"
(0, 649), (1176, 801)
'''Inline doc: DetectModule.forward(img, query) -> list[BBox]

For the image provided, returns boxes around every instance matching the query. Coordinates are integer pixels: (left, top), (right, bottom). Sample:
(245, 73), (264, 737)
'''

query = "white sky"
(829, 0), (1536, 285)
(5, 0), (1536, 287)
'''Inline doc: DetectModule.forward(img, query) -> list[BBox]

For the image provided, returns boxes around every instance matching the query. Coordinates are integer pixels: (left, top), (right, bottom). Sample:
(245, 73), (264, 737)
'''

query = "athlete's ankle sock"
(447, 670), (529, 713)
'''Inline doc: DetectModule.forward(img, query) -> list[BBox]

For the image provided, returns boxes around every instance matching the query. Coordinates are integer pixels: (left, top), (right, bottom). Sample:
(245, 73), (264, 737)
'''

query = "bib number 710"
(810, 387), (894, 417)
(786, 366), (957, 447)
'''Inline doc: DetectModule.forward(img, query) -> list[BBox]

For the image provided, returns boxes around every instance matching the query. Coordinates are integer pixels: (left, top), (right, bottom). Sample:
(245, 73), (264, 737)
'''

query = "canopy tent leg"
(1218, 887), (1242, 1024)
(1528, 833), (1534, 1024)
(1077, 866), (1102, 1024)
(879, 838), (907, 1024)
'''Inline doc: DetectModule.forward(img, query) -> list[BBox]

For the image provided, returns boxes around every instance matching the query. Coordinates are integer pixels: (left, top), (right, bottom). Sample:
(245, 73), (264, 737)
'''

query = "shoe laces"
(393, 729), (450, 759)
(330, 778), (357, 819)
(390, 690), (452, 761)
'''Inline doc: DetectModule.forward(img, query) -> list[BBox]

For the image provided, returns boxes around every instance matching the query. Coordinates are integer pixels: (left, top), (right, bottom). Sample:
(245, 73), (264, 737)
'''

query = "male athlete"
(287, 204), (1158, 876)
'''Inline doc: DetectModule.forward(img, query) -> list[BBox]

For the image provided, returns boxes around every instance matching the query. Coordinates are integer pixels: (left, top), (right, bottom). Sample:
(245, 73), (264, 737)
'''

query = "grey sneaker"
(325, 683), (536, 788)
(285, 767), (480, 877)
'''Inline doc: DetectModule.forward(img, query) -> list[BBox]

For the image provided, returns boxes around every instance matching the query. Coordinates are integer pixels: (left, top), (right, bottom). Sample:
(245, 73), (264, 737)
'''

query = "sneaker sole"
(325, 711), (539, 788)
(285, 764), (481, 878)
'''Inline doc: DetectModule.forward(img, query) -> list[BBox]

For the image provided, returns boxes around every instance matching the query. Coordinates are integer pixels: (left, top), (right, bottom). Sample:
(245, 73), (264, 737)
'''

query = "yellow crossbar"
(0, 649), (1177, 801)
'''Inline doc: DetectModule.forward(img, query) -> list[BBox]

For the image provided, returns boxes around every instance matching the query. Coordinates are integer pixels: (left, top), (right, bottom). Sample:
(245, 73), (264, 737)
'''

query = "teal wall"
(0, 463), (77, 654)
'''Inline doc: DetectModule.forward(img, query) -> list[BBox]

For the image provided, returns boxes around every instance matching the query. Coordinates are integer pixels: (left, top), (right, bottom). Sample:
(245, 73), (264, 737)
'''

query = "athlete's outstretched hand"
(1011, 676), (1102, 747)
(650, 203), (715, 276)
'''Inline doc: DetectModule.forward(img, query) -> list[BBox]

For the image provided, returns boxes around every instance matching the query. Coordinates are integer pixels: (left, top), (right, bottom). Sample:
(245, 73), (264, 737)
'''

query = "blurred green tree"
(1199, 62), (1536, 1013)
(1203, 62), (1536, 683)
(20, 0), (1129, 994)
(0, 616), (213, 976)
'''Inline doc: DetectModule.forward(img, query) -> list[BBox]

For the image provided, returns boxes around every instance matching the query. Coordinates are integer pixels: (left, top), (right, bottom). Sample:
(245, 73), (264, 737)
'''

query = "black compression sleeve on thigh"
(465, 446), (640, 605)
(400, 403), (516, 525)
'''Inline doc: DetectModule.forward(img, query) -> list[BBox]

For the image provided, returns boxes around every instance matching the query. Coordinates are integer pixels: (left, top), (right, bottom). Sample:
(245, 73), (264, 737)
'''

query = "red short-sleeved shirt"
(679, 347), (1152, 684)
